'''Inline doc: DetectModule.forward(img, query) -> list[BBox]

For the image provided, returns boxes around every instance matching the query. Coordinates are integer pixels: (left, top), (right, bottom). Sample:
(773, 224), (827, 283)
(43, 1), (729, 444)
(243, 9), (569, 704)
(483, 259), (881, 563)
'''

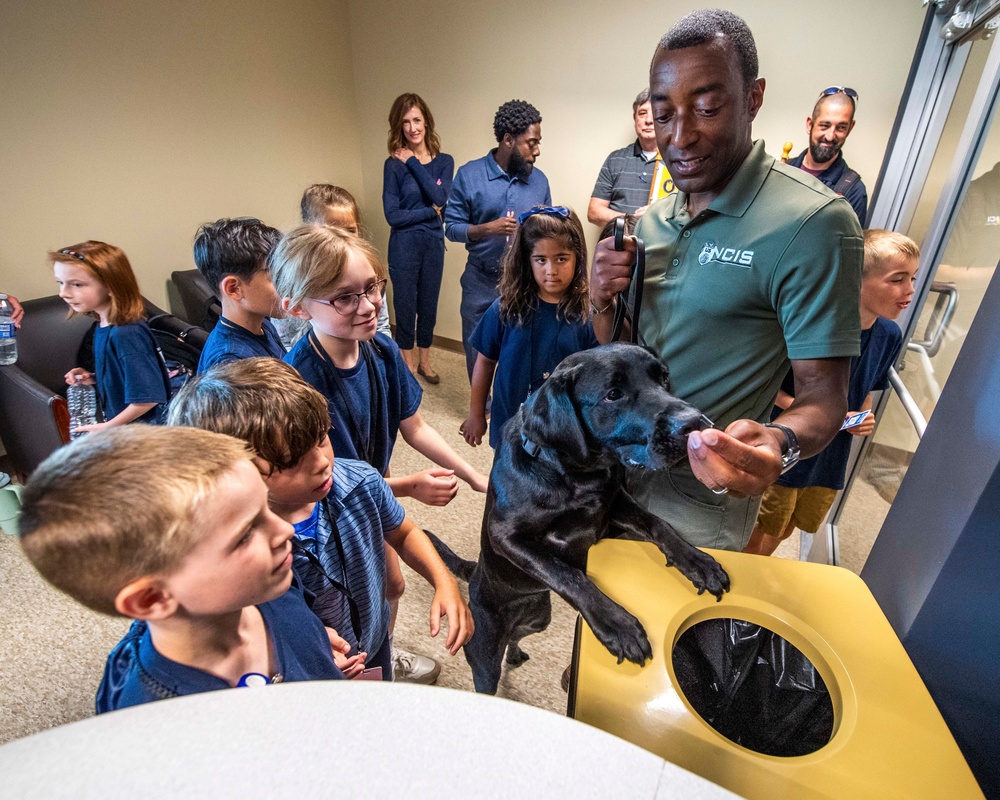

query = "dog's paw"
(669, 549), (731, 601)
(589, 606), (653, 666)
(505, 643), (530, 667)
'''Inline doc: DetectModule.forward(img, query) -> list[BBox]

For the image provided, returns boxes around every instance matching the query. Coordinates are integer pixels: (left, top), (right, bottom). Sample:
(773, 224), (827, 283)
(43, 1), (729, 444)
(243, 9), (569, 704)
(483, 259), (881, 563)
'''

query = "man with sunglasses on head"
(788, 87), (867, 225)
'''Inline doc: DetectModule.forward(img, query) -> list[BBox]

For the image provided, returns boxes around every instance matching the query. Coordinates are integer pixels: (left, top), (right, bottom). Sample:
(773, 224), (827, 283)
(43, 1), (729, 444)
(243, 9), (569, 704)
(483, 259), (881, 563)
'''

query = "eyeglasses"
(517, 206), (571, 225)
(310, 278), (386, 316)
(819, 87), (859, 104)
(58, 249), (86, 262)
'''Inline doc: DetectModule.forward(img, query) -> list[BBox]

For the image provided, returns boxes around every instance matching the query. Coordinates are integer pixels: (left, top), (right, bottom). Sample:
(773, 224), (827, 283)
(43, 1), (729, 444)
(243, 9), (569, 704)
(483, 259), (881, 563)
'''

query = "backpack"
(146, 314), (201, 397)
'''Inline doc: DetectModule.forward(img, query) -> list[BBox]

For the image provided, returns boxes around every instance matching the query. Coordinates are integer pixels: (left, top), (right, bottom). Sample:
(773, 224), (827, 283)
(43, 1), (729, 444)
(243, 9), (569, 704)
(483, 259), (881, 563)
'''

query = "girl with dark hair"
(461, 207), (599, 449)
(382, 93), (454, 383)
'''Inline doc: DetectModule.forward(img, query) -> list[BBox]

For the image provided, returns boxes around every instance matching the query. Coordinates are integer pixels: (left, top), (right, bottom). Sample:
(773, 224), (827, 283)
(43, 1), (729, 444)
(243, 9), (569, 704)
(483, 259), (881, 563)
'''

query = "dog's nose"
(666, 406), (709, 437)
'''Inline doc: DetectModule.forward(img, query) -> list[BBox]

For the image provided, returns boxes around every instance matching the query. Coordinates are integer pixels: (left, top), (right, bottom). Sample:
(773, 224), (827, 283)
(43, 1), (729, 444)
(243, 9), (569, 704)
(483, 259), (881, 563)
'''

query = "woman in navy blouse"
(382, 93), (454, 383)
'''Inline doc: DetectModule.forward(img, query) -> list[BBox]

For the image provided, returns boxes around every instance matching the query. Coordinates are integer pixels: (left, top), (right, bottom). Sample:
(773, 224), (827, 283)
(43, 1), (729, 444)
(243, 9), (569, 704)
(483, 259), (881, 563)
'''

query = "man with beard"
(590, 9), (862, 551)
(588, 89), (667, 227)
(445, 100), (551, 379)
(788, 88), (867, 225)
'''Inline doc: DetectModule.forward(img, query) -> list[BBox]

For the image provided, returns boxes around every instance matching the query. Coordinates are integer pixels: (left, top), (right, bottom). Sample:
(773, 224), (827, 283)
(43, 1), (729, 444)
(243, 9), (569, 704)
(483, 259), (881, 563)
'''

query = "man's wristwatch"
(764, 423), (801, 473)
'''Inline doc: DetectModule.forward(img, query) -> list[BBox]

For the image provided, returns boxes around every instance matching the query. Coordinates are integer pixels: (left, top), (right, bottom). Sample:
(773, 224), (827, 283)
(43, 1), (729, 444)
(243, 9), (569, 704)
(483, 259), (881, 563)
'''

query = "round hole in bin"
(671, 617), (834, 757)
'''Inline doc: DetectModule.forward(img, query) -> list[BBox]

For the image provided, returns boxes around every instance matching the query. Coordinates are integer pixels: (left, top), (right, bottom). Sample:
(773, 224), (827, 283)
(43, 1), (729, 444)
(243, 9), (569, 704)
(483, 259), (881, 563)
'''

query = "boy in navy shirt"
(745, 229), (917, 556)
(18, 426), (344, 712)
(168, 358), (474, 680)
(194, 217), (285, 372)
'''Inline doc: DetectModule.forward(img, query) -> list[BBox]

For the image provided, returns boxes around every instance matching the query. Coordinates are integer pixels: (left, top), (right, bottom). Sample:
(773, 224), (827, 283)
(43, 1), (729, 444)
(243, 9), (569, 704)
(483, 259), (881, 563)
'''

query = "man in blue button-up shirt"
(445, 99), (552, 379)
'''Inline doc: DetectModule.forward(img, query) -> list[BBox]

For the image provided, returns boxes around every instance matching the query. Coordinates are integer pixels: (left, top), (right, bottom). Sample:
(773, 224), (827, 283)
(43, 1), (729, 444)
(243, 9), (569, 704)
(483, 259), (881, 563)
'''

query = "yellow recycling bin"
(569, 541), (983, 800)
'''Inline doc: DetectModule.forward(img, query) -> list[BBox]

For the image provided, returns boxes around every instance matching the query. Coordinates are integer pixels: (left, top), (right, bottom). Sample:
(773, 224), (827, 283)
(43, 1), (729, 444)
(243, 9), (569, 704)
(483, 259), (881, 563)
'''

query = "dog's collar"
(521, 433), (542, 458)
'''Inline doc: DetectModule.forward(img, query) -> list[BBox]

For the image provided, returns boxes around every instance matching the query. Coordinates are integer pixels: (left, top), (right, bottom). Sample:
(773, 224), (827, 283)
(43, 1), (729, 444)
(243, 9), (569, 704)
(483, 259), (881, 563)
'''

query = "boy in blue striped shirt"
(168, 357), (472, 680)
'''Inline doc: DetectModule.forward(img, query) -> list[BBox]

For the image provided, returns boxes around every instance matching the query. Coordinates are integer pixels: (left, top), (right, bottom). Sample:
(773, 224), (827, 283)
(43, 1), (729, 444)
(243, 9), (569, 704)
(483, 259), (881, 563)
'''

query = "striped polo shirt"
(292, 457), (405, 656)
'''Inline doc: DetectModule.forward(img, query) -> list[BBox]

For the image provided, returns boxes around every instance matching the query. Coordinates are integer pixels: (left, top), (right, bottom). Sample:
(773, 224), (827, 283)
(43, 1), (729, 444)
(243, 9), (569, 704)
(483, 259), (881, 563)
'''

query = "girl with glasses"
(271, 224), (487, 682)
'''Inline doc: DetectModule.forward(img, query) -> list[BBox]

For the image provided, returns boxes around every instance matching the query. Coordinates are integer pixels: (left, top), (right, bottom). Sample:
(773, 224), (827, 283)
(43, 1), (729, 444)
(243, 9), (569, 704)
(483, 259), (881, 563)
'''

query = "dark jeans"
(388, 230), (445, 351)
(369, 633), (393, 680)
(459, 263), (500, 380)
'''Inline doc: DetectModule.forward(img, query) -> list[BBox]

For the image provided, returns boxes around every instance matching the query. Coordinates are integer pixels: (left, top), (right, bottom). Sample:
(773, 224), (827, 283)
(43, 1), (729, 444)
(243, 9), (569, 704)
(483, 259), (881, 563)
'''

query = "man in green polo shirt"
(590, 9), (862, 550)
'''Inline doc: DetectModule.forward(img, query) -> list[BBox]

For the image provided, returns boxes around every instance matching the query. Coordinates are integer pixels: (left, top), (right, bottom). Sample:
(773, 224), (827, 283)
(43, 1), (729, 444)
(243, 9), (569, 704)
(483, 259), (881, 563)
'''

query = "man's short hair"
(863, 229), (920, 278)
(19, 426), (252, 616)
(193, 218), (281, 289)
(168, 357), (331, 473)
(658, 9), (758, 89)
(633, 88), (651, 115)
(812, 91), (857, 123)
(493, 100), (542, 143)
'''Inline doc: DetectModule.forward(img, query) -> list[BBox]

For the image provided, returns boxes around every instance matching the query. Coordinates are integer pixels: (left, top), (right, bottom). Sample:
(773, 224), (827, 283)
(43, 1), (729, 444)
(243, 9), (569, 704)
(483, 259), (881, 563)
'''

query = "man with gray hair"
(590, 9), (863, 551)
(587, 89), (665, 227)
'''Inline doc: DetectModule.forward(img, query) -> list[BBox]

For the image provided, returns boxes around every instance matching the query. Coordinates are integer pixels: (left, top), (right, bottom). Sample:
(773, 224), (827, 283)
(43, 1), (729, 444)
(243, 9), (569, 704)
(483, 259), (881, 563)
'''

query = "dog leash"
(610, 216), (645, 345)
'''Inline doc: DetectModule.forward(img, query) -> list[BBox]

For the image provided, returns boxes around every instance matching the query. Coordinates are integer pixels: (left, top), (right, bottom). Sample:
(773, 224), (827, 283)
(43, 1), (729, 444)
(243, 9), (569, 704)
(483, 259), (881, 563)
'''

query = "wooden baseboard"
(388, 325), (463, 354)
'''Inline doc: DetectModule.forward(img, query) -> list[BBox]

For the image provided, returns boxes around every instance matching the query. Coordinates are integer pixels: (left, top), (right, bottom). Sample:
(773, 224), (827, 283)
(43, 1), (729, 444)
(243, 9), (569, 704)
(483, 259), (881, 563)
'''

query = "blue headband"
(517, 206), (571, 225)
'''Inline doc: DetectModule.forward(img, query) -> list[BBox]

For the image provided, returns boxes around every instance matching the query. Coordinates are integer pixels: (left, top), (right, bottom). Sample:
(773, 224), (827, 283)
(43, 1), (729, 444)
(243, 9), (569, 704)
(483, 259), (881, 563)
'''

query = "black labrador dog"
(431, 343), (731, 694)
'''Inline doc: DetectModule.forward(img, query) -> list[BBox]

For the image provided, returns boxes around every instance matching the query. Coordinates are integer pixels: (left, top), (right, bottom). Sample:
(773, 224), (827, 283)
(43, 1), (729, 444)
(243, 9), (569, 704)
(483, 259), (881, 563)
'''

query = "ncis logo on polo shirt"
(698, 241), (755, 268)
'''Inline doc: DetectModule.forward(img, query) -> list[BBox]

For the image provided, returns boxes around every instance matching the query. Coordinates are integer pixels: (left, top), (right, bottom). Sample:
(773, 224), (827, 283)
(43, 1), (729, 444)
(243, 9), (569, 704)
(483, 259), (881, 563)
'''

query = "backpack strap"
(831, 167), (860, 197)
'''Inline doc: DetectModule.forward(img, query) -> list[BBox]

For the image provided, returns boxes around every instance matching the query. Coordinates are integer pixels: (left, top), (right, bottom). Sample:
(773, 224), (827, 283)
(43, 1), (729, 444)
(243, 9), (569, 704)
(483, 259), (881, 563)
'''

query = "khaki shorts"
(755, 484), (838, 539)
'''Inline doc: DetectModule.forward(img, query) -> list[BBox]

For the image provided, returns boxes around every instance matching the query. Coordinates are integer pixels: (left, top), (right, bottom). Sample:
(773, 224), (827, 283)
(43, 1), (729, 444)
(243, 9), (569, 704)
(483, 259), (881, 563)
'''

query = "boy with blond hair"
(19, 426), (344, 712)
(745, 229), (916, 556)
(168, 358), (473, 680)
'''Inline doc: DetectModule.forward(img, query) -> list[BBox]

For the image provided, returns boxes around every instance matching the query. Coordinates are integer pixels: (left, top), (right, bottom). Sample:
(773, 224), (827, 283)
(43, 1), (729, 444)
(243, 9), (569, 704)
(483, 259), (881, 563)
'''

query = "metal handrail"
(909, 280), (959, 356)
(888, 367), (928, 438)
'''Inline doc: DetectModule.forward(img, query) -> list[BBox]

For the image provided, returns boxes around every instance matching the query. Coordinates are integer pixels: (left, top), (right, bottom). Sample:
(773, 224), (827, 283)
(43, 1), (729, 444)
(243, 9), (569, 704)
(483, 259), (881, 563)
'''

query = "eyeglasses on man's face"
(310, 278), (386, 316)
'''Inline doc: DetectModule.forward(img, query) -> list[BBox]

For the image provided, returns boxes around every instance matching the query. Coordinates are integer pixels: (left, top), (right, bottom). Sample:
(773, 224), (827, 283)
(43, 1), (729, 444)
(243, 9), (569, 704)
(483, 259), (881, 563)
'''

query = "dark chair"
(0, 296), (208, 479)
(0, 296), (93, 479)
(170, 269), (220, 331)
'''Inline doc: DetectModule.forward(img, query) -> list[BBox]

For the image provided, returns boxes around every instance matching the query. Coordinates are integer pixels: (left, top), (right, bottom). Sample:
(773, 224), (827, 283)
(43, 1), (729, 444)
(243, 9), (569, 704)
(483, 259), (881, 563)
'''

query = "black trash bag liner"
(671, 618), (835, 757)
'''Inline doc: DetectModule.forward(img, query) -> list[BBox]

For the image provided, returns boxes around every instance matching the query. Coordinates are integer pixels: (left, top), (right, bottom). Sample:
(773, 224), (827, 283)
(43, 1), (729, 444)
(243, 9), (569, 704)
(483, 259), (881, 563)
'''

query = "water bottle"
(0, 294), (17, 366)
(67, 380), (98, 439)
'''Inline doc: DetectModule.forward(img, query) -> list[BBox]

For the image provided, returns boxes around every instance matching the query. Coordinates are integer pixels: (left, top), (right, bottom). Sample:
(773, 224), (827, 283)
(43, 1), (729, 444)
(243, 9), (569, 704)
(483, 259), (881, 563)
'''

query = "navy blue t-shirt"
(93, 322), (169, 423)
(470, 299), (600, 448)
(285, 331), (421, 476)
(95, 578), (343, 713)
(197, 317), (285, 373)
(777, 318), (902, 490)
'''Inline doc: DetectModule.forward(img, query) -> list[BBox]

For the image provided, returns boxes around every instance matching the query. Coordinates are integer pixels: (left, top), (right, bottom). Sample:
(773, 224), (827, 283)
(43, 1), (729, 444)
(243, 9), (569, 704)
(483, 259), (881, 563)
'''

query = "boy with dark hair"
(18, 426), (344, 712)
(193, 217), (285, 372)
(745, 230), (916, 556)
(445, 99), (552, 379)
(168, 358), (474, 680)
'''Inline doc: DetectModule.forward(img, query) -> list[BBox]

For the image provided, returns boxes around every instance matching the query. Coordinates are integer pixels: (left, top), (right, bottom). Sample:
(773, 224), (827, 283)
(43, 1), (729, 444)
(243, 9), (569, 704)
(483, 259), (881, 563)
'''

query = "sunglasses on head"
(820, 87), (859, 103)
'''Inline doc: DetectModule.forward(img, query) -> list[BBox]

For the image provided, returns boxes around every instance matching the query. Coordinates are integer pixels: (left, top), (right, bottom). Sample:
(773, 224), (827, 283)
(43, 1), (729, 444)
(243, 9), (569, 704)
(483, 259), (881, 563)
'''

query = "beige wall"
(1, 0), (363, 309)
(3, 0), (925, 342)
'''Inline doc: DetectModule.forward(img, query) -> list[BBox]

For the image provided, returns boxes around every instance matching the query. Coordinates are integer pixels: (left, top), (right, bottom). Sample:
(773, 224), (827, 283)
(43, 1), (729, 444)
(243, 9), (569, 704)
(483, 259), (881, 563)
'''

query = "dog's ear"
(641, 344), (672, 392)
(521, 364), (589, 464)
